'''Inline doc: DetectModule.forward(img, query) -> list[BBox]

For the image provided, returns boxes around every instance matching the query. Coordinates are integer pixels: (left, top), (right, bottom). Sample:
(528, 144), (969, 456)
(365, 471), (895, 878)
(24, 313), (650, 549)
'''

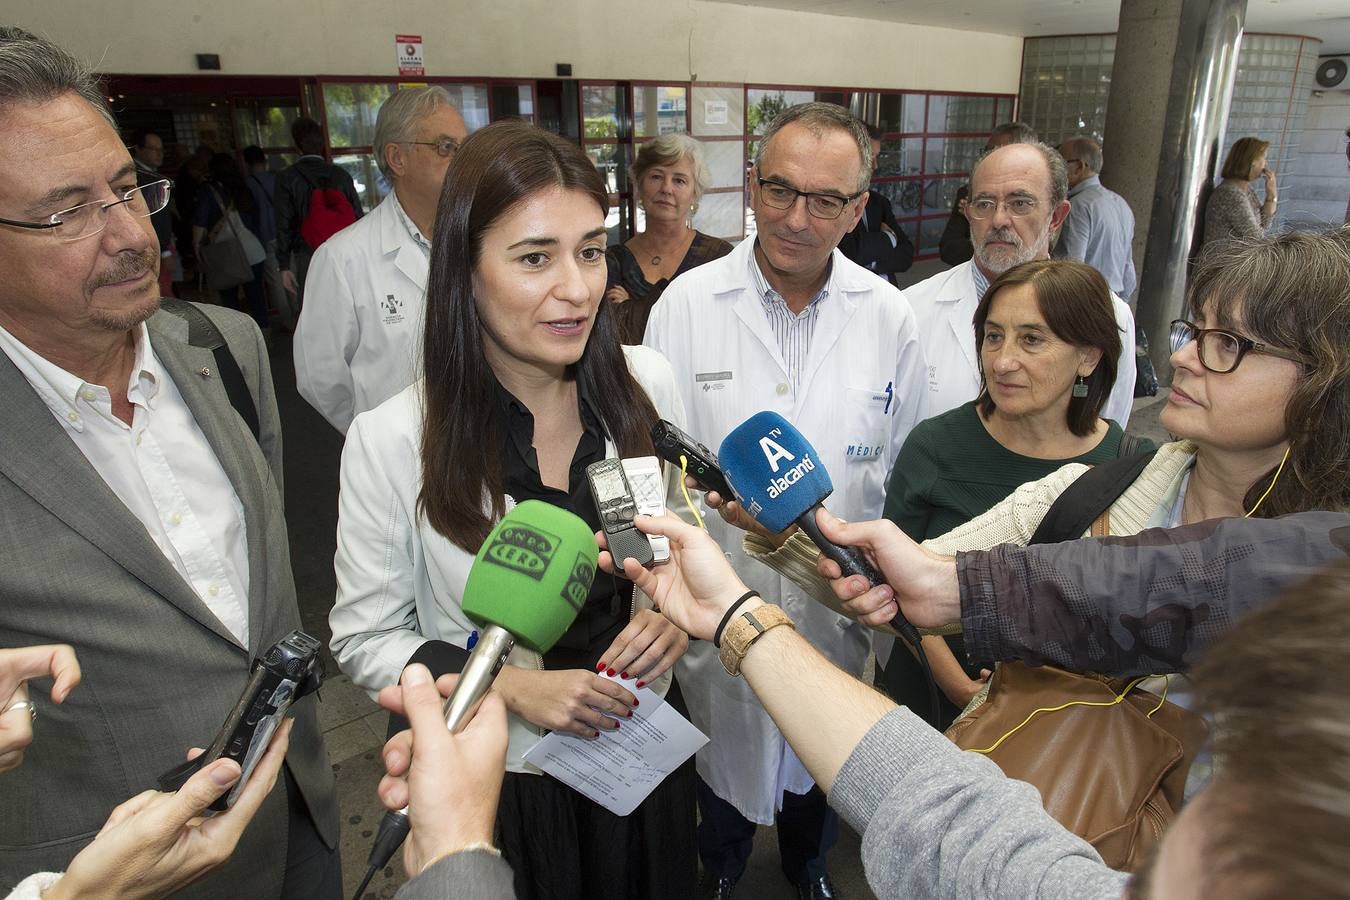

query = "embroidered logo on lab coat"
(381, 294), (405, 326)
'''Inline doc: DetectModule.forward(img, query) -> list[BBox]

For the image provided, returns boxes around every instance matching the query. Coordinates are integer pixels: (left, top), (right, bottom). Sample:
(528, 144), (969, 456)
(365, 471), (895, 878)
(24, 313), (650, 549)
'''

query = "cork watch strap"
(718, 604), (795, 676)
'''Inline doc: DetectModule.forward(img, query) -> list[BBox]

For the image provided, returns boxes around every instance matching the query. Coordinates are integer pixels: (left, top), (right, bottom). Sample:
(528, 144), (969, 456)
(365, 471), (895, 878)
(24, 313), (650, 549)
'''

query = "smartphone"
(158, 630), (322, 810)
(622, 456), (669, 563)
(650, 419), (735, 500)
(586, 457), (654, 572)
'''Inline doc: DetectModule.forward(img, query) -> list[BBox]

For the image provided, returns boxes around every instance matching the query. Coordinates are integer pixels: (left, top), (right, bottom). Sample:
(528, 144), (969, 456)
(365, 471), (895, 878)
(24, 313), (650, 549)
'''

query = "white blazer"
(900, 260), (1137, 427)
(294, 193), (427, 434)
(643, 238), (929, 824)
(327, 345), (687, 773)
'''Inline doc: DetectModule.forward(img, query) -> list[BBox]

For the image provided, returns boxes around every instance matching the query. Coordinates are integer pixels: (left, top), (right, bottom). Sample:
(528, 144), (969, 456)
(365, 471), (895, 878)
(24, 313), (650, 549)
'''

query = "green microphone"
(357, 500), (598, 896)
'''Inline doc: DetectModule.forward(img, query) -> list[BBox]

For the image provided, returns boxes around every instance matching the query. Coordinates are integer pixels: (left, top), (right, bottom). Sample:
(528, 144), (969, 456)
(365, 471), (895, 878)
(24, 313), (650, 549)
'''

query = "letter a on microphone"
(759, 436), (795, 473)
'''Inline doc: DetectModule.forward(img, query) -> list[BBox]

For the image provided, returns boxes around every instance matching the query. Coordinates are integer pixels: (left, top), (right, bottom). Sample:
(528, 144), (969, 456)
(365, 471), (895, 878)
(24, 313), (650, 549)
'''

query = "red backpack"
(299, 171), (356, 249)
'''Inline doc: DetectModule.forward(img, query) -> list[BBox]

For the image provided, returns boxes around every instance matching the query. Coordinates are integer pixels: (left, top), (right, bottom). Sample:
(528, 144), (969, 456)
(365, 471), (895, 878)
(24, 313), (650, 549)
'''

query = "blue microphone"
(718, 412), (923, 651)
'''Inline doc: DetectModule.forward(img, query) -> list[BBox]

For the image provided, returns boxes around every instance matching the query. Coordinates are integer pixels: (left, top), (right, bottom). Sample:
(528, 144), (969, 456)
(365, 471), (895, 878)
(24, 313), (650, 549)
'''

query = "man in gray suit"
(0, 28), (339, 897)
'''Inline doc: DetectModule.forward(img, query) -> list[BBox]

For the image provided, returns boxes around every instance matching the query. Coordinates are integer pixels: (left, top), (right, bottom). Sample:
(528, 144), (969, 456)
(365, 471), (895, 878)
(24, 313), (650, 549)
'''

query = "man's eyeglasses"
(756, 178), (862, 220)
(404, 138), (460, 158)
(0, 179), (171, 243)
(965, 196), (1042, 220)
(1168, 319), (1306, 374)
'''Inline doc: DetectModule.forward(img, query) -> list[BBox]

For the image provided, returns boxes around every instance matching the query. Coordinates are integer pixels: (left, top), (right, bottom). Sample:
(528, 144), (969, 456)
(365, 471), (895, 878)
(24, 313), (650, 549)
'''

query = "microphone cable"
(889, 613), (943, 727)
(351, 810), (409, 899)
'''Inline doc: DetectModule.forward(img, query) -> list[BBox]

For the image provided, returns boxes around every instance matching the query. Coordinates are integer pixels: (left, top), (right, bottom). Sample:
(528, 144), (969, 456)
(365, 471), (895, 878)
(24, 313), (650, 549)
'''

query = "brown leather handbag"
(945, 655), (1208, 870)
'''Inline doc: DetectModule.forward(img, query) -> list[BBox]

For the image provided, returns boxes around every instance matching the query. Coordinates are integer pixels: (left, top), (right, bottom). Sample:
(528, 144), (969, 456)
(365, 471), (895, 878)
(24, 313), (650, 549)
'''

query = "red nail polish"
(636, 681), (646, 688)
(613, 720), (621, 729)
(606, 668), (616, 677)
(593, 731), (601, 738)
(633, 699), (639, 707)
(620, 671), (629, 679)
(596, 662), (606, 672)
(626, 709), (633, 718)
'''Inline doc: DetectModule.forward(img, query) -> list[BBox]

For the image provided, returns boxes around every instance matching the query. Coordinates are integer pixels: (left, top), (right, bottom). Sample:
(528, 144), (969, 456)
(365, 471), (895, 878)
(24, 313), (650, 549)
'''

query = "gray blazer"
(395, 850), (516, 900)
(0, 304), (338, 897)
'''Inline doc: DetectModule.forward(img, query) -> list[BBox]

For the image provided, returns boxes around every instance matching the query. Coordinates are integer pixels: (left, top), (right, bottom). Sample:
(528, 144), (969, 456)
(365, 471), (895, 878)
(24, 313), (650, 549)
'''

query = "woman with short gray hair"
(605, 134), (732, 343)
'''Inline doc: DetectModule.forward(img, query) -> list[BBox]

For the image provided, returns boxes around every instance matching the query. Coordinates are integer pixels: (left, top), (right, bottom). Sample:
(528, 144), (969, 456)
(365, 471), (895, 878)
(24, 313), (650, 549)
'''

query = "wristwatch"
(718, 604), (795, 676)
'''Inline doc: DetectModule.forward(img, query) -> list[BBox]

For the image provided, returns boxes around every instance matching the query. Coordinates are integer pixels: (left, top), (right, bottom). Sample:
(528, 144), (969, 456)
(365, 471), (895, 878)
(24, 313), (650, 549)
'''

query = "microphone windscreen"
(718, 411), (834, 533)
(461, 500), (598, 654)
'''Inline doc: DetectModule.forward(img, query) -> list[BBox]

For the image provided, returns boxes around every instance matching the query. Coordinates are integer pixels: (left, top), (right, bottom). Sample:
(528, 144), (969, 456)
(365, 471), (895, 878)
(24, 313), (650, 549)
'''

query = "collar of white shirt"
(0, 321), (159, 433)
(389, 188), (431, 255)
(748, 238), (833, 316)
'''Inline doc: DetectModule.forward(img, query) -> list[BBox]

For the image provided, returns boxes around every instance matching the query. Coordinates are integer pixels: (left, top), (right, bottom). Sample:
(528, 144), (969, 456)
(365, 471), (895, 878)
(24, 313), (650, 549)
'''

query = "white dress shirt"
(0, 323), (250, 645)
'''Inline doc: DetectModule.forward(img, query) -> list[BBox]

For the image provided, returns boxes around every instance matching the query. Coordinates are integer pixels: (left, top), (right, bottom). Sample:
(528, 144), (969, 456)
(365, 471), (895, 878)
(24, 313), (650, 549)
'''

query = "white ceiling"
(706, 0), (1350, 55)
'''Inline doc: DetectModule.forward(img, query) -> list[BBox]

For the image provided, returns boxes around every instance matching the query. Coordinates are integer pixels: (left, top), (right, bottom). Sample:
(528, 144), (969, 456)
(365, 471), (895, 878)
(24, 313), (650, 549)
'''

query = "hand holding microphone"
(377, 666), (507, 879)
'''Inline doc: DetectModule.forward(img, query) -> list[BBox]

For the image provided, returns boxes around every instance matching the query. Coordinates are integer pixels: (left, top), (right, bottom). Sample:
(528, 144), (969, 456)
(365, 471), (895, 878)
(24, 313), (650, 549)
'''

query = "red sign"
(396, 34), (424, 77)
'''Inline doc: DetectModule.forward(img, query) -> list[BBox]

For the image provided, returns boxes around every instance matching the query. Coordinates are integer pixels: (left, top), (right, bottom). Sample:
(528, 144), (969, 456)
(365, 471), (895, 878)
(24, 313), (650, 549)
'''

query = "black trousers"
(280, 768), (343, 900)
(695, 776), (838, 885)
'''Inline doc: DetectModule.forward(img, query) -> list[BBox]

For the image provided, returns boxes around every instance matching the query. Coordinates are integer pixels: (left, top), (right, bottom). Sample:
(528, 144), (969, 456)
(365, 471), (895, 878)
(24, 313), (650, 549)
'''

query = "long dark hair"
(1189, 230), (1350, 517)
(972, 259), (1121, 436)
(419, 120), (659, 550)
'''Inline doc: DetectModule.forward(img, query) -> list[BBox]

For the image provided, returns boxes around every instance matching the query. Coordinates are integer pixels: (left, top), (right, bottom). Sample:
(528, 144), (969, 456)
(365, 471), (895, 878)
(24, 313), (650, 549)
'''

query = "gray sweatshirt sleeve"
(828, 708), (1129, 899)
(959, 512), (1350, 676)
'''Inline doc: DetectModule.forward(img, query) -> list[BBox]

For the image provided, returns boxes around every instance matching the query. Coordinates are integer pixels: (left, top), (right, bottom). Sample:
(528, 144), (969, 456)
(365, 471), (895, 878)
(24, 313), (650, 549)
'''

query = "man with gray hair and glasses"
(0, 27), (339, 897)
(1054, 135), (1138, 301)
(902, 140), (1137, 425)
(294, 85), (467, 433)
(938, 121), (1039, 265)
(645, 101), (928, 900)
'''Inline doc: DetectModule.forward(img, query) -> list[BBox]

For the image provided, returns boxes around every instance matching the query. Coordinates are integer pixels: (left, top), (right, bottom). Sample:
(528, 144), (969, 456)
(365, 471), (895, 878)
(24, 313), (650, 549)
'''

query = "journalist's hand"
(0, 644), (81, 773)
(598, 609), (688, 687)
(377, 666), (506, 878)
(598, 514), (753, 642)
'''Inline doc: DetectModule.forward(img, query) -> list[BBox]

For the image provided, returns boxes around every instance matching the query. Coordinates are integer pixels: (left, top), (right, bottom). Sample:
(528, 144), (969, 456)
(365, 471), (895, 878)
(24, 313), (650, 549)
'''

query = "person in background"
(1202, 136), (1278, 247)
(882, 259), (1150, 727)
(901, 141), (1136, 426)
(1053, 136), (1137, 301)
(173, 143), (211, 281)
(938, 121), (1038, 265)
(645, 101), (929, 900)
(274, 117), (363, 310)
(604, 133), (732, 344)
(193, 152), (269, 330)
(243, 146), (288, 330)
(294, 86), (467, 433)
(128, 129), (177, 298)
(328, 120), (696, 900)
(836, 123), (914, 285)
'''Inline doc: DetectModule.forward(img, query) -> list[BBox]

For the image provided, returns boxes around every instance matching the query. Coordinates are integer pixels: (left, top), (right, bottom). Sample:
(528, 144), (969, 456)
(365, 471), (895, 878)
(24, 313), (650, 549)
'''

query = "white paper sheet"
(522, 674), (708, 816)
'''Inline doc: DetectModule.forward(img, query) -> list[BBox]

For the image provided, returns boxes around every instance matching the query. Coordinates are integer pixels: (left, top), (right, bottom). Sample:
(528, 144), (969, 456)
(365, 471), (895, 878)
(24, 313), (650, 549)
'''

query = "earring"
(1071, 375), (1089, 398)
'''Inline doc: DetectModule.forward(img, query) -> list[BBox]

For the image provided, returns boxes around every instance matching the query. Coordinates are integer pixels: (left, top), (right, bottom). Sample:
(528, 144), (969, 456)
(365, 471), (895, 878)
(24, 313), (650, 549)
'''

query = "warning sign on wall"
(397, 35), (424, 77)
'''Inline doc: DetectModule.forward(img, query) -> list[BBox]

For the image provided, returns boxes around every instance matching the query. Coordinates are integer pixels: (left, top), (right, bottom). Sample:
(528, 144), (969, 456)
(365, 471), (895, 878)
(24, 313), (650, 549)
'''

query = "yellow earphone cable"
(677, 454), (706, 530)
(967, 675), (1157, 755)
(1244, 444), (1291, 518)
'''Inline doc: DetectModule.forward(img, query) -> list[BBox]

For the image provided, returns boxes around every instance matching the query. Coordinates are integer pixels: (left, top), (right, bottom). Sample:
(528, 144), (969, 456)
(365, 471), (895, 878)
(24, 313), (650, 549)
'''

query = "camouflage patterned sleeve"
(957, 513), (1350, 677)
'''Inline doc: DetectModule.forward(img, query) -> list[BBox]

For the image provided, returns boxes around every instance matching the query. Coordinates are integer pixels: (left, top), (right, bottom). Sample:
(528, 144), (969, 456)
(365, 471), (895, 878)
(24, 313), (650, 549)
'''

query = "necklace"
(650, 254), (662, 266)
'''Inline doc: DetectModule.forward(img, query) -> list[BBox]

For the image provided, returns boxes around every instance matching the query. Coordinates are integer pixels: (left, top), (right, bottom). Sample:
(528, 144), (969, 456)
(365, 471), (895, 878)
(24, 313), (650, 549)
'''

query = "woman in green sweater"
(882, 259), (1151, 727)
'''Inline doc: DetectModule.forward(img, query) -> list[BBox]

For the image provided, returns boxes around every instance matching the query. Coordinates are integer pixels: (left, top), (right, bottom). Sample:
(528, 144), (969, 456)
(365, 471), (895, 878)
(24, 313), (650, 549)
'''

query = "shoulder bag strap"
(1028, 449), (1159, 545)
(158, 299), (261, 442)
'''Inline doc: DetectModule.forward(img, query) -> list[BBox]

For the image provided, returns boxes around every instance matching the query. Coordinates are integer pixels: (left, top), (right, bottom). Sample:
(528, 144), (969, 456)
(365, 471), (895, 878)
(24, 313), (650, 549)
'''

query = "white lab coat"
(900, 260), (1137, 427)
(328, 346), (686, 773)
(644, 239), (929, 824)
(294, 193), (427, 433)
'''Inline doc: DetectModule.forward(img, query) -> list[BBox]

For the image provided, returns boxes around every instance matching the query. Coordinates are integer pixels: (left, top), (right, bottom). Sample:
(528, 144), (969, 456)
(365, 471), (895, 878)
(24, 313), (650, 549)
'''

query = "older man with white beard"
(901, 142), (1136, 426)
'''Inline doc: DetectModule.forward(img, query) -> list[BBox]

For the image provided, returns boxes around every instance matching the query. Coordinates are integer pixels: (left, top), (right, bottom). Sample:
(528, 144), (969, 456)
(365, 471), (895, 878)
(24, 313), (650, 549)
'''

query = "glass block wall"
(1019, 33), (1321, 207)
(1018, 34), (1117, 145)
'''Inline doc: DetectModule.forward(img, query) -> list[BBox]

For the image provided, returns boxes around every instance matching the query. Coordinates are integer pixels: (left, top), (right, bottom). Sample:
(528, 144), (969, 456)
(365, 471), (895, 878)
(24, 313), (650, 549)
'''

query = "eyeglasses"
(0, 179), (171, 242)
(403, 138), (460, 158)
(756, 178), (862, 220)
(1168, 319), (1307, 374)
(965, 196), (1042, 219)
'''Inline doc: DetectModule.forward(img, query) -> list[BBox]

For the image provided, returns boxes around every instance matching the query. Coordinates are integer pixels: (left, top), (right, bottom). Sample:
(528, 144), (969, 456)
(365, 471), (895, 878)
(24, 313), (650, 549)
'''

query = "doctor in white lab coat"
(901, 142), (1137, 428)
(294, 87), (467, 433)
(644, 103), (928, 897)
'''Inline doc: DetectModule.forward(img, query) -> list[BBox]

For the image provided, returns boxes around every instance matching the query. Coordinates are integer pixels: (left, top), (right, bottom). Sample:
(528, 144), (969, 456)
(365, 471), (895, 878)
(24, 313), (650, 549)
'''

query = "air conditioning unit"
(1315, 55), (1348, 89)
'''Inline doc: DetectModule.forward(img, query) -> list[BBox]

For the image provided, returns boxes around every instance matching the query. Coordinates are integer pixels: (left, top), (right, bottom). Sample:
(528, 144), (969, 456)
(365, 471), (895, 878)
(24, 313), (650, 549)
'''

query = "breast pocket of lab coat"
(839, 386), (892, 512)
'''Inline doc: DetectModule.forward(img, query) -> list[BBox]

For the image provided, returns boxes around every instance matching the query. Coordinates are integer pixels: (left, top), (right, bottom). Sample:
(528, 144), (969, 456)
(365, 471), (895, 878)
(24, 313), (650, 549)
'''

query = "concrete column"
(1102, 0), (1245, 381)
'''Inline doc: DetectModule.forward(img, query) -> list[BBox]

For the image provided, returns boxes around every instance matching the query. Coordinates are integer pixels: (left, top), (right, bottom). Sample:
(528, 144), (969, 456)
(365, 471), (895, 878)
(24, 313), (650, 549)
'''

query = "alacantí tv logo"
(759, 427), (816, 499)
